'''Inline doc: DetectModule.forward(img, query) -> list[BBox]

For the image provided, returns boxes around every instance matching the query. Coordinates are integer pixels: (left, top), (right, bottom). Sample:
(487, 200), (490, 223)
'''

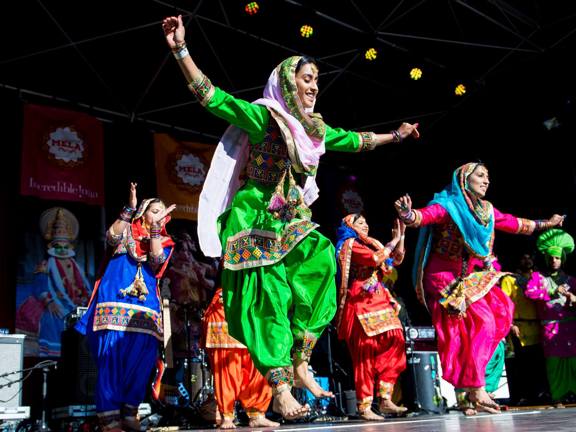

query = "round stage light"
(245, 2), (259, 15)
(365, 48), (378, 61)
(455, 84), (466, 96)
(410, 67), (423, 80)
(300, 25), (314, 38)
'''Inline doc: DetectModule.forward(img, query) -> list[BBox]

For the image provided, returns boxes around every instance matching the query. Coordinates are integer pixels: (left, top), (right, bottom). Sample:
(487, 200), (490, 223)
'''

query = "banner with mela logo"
(154, 133), (215, 221)
(20, 104), (105, 205)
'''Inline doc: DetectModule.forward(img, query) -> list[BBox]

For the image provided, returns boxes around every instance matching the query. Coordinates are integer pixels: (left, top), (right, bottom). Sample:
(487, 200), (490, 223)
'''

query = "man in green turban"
(525, 229), (576, 405)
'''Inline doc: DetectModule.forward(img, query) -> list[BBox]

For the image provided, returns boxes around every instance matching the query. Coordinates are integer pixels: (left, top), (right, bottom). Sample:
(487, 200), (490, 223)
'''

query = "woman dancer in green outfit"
(163, 15), (420, 420)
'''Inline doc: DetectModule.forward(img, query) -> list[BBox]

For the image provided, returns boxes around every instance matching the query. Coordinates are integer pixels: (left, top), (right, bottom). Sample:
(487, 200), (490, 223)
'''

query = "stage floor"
(172, 407), (576, 432)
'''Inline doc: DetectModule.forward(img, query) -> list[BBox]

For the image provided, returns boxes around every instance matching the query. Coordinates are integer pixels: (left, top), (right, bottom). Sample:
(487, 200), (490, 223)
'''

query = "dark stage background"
(1, 0), (575, 412)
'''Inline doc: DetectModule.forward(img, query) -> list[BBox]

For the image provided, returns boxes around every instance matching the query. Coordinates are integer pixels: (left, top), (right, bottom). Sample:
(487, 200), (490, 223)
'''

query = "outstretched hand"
(129, 182), (137, 209)
(394, 194), (412, 216)
(548, 214), (565, 227)
(162, 15), (186, 50)
(397, 122), (420, 140)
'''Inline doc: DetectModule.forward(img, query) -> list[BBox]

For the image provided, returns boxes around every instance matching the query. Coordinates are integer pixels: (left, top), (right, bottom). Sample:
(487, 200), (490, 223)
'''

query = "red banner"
(20, 104), (105, 205)
(154, 134), (216, 221)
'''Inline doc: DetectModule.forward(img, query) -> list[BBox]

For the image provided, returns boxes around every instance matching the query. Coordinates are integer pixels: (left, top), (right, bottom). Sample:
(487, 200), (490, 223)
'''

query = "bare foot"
(293, 360), (334, 398)
(457, 397), (477, 416)
(248, 416), (280, 428)
(359, 408), (385, 421)
(379, 398), (408, 415)
(272, 390), (310, 420)
(468, 388), (500, 414)
(219, 418), (236, 429)
(215, 410), (222, 425)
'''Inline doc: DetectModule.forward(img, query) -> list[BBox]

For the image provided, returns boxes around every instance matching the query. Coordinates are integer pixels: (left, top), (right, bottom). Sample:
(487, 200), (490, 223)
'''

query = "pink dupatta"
(198, 56), (326, 257)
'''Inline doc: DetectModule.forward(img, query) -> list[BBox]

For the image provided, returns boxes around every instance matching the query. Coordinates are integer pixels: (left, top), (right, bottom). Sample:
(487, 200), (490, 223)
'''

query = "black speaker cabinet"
(401, 350), (446, 414)
(51, 329), (97, 406)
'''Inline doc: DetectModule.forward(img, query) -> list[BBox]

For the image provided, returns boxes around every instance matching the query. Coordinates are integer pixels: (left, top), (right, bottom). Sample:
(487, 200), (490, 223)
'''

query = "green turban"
(536, 228), (575, 260)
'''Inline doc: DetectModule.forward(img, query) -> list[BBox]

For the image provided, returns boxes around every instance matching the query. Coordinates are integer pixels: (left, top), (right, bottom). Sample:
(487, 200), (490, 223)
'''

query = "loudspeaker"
(343, 390), (357, 416)
(52, 329), (97, 405)
(401, 350), (446, 414)
(0, 335), (25, 407)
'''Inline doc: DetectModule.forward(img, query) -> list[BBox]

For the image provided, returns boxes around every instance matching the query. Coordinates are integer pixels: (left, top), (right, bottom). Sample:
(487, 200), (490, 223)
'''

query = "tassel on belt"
(267, 168), (311, 222)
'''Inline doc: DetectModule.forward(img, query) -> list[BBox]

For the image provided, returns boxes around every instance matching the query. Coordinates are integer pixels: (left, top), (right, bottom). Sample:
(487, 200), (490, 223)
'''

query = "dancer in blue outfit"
(76, 183), (175, 432)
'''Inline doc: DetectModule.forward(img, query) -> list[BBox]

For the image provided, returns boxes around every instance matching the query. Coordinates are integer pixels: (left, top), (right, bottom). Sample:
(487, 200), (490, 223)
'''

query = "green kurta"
(201, 85), (375, 376)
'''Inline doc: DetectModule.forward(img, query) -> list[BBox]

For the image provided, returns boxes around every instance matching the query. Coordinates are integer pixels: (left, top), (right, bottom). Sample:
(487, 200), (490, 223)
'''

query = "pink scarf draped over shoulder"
(198, 56), (326, 257)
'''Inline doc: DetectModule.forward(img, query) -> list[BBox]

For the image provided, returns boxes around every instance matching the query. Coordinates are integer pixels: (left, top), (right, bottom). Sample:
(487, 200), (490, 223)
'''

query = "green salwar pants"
(484, 339), (506, 394)
(546, 356), (576, 402)
(222, 229), (337, 377)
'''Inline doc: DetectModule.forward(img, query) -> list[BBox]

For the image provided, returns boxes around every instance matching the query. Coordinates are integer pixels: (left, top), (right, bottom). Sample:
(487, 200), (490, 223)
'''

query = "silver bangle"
(173, 46), (190, 60)
(390, 129), (402, 143)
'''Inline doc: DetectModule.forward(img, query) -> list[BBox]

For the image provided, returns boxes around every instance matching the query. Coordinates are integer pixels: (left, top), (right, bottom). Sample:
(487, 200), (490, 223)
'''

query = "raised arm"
(391, 219), (406, 266)
(148, 204), (177, 259)
(394, 194), (450, 227)
(325, 122), (420, 153)
(373, 122), (420, 148)
(108, 182), (138, 245)
(351, 238), (397, 268)
(162, 16), (203, 90)
(493, 207), (565, 235)
(162, 15), (268, 140)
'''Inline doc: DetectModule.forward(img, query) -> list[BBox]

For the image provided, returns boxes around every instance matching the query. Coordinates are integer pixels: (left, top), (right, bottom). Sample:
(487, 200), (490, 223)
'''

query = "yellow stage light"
(300, 25), (314, 38)
(410, 68), (422, 80)
(455, 84), (466, 96)
(245, 2), (259, 15)
(365, 48), (377, 61)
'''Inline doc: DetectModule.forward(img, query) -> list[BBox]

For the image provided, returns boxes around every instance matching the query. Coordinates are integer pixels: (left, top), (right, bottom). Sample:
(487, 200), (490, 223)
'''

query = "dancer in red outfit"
(336, 215), (407, 420)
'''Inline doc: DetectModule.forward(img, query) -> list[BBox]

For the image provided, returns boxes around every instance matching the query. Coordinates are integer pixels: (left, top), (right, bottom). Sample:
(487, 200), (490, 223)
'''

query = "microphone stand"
(37, 363), (56, 432)
(182, 305), (194, 406)
(326, 325), (348, 418)
(0, 360), (57, 431)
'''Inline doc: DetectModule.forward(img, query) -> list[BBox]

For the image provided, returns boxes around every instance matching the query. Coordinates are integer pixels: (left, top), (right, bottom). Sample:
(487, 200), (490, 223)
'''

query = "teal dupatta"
(412, 163), (495, 305)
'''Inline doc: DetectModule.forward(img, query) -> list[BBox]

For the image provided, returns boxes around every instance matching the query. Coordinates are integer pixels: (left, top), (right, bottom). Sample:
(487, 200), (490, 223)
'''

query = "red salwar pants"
(207, 347), (272, 420)
(347, 318), (406, 411)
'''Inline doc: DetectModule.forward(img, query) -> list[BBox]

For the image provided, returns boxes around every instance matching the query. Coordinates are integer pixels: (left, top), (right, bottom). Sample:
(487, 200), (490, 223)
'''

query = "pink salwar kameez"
(410, 204), (536, 388)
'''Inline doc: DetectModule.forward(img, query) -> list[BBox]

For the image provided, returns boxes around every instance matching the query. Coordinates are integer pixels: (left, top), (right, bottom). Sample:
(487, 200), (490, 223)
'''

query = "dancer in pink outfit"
(394, 162), (564, 413)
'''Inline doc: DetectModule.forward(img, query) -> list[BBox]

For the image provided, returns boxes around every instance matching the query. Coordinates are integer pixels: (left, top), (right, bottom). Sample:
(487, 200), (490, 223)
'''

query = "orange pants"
(207, 347), (272, 419)
(348, 318), (406, 407)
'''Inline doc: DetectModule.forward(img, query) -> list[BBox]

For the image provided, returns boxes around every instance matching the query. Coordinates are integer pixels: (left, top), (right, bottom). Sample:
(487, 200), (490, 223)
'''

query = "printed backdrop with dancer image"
(15, 206), (98, 357)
